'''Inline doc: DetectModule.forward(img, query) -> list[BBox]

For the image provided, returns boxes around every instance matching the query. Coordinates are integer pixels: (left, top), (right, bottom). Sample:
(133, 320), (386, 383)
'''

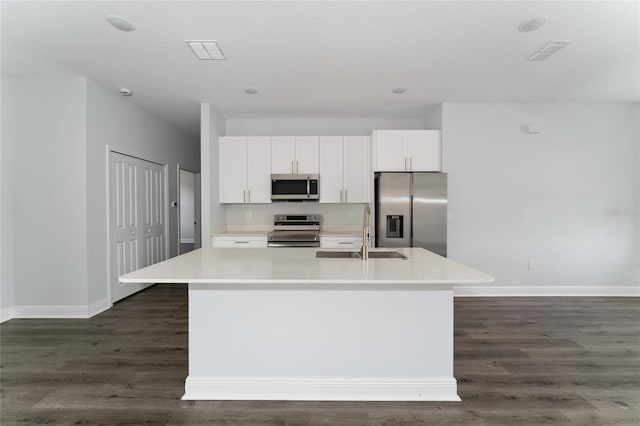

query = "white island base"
(185, 283), (457, 401)
(119, 247), (494, 402)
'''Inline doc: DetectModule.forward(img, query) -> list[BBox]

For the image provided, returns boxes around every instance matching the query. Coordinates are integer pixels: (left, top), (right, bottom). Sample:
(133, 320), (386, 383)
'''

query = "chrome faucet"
(361, 205), (371, 260)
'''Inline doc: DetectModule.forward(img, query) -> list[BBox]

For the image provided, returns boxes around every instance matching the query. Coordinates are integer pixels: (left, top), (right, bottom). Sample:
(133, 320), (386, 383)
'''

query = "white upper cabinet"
(343, 136), (370, 203)
(373, 130), (441, 172)
(270, 136), (296, 174)
(319, 137), (344, 203)
(245, 136), (272, 203)
(219, 137), (247, 204)
(319, 136), (370, 203)
(219, 136), (271, 204)
(271, 136), (319, 174)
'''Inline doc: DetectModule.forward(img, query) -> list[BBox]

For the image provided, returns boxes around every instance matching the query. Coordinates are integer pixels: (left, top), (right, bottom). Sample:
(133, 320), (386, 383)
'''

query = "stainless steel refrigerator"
(374, 172), (447, 257)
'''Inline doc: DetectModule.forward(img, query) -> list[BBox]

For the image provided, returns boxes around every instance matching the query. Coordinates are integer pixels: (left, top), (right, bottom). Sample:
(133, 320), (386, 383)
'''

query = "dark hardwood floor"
(1, 284), (638, 425)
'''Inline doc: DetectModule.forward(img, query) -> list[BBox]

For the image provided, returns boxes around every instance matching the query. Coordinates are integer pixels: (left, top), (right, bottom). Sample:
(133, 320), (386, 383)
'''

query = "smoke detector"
(119, 88), (133, 97)
(527, 40), (571, 61)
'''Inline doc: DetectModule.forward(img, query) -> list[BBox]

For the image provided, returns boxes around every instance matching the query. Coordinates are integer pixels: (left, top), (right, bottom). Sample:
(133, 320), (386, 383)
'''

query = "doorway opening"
(179, 168), (201, 254)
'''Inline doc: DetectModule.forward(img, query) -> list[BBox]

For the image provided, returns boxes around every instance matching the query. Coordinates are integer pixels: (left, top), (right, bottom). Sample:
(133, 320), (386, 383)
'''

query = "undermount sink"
(367, 251), (407, 259)
(316, 251), (362, 259)
(315, 250), (407, 260)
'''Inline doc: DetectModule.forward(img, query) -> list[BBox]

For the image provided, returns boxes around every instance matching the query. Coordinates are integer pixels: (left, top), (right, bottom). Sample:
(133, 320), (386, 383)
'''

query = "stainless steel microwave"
(271, 174), (319, 201)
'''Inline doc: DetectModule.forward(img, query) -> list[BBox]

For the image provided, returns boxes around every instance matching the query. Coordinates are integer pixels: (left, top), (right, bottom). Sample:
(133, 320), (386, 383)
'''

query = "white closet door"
(142, 162), (166, 266)
(109, 152), (166, 303)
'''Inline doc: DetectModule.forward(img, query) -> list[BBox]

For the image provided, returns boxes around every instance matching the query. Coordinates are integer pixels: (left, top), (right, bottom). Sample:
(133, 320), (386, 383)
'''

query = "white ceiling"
(2, 1), (639, 136)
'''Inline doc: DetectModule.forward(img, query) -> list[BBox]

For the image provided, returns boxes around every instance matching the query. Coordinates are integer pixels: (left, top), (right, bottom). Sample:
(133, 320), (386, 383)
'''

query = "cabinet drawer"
(212, 236), (268, 248)
(320, 236), (363, 249)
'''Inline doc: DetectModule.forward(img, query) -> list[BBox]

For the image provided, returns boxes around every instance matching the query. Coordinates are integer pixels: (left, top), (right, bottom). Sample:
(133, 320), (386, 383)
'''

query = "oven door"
(267, 231), (320, 247)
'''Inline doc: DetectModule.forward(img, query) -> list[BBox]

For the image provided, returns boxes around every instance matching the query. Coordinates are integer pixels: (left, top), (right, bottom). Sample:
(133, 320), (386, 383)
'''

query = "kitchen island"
(119, 247), (493, 401)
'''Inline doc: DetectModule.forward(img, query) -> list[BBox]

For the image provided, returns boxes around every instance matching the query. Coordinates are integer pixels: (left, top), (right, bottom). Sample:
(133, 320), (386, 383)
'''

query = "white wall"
(423, 105), (443, 130)
(201, 103), (227, 245)
(226, 118), (425, 136)
(86, 79), (199, 305)
(443, 102), (640, 295)
(180, 170), (195, 242)
(1, 75), (15, 319)
(0, 75), (199, 319)
(3, 76), (89, 308)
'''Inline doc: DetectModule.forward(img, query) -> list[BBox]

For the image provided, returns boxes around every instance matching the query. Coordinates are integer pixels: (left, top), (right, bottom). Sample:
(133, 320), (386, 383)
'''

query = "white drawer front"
(320, 236), (363, 249)
(212, 236), (268, 248)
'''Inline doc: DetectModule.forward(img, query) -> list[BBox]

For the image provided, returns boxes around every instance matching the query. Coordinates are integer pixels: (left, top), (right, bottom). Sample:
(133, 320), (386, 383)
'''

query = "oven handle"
(267, 242), (320, 248)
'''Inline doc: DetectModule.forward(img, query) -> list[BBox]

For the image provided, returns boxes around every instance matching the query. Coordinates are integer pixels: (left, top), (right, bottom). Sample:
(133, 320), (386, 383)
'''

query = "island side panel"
(184, 283), (459, 401)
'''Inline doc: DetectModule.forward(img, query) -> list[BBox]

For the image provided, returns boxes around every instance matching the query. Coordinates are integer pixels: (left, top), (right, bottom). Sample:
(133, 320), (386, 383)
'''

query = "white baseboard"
(10, 298), (113, 319)
(1, 306), (15, 323)
(455, 286), (640, 297)
(88, 298), (112, 317)
(13, 305), (89, 318)
(183, 377), (460, 401)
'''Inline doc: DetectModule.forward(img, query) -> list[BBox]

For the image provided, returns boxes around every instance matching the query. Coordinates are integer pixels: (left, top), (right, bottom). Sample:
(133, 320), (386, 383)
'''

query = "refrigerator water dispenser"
(386, 215), (404, 238)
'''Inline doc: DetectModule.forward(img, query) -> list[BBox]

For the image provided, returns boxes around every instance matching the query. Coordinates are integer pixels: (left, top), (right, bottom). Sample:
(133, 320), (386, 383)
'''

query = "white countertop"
(119, 247), (494, 286)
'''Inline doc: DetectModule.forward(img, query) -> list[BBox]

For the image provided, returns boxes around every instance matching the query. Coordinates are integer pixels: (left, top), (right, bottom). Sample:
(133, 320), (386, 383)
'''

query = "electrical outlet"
(246, 211), (252, 220)
(348, 211), (354, 221)
(528, 259), (536, 270)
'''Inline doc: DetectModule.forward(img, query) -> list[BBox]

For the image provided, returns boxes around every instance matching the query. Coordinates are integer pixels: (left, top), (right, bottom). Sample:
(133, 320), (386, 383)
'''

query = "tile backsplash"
(225, 203), (369, 226)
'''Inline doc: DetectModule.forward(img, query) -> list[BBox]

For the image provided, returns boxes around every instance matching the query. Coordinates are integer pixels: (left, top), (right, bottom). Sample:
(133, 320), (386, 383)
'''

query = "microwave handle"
(307, 176), (310, 197)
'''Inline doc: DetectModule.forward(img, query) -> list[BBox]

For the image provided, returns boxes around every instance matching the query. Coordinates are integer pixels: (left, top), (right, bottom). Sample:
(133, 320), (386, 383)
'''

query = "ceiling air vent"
(186, 40), (226, 60)
(527, 40), (571, 61)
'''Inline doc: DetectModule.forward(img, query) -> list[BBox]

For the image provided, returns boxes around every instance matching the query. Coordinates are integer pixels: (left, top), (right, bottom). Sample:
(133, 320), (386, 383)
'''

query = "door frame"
(106, 146), (170, 303)
(177, 165), (201, 254)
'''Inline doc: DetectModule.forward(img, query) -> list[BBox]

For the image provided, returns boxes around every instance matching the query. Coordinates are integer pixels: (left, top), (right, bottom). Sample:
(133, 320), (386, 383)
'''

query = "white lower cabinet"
(212, 236), (268, 248)
(320, 236), (363, 249)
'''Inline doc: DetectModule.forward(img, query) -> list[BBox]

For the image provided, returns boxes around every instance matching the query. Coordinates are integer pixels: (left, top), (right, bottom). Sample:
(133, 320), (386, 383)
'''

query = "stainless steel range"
(267, 214), (320, 247)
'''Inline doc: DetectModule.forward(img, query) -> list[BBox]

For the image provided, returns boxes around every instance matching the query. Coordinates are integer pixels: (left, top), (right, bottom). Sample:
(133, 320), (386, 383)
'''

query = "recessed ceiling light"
(244, 87), (259, 95)
(186, 41), (226, 60)
(518, 16), (548, 32)
(119, 88), (133, 97)
(106, 15), (136, 32)
(392, 87), (407, 94)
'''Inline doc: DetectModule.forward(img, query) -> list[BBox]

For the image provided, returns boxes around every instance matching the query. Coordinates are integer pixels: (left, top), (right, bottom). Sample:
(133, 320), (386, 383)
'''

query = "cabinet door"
(373, 131), (406, 171)
(246, 137), (272, 203)
(319, 136), (344, 203)
(271, 136), (296, 174)
(219, 137), (247, 203)
(343, 136), (370, 203)
(406, 130), (441, 171)
(294, 136), (319, 174)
